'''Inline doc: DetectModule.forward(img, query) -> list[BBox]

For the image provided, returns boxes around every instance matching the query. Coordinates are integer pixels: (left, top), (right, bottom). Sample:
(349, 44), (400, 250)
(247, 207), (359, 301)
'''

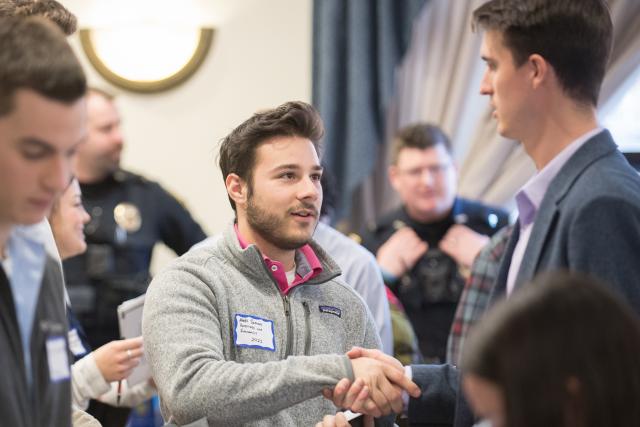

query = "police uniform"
(63, 169), (207, 349)
(362, 198), (508, 363)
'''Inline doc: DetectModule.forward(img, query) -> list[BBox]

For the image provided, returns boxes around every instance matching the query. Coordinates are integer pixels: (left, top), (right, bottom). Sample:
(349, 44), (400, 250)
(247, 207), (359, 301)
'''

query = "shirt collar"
(516, 127), (603, 226)
(14, 224), (47, 245)
(234, 223), (323, 294)
(15, 219), (61, 261)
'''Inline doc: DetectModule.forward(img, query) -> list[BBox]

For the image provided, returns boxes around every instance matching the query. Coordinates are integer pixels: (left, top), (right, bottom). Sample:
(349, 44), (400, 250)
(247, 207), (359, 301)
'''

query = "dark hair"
(0, 0), (77, 35)
(0, 16), (86, 116)
(391, 123), (451, 165)
(462, 271), (640, 427)
(218, 101), (325, 211)
(319, 166), (337, 219)
(49, 177), (77, 217)
(472, 0), (612, 107)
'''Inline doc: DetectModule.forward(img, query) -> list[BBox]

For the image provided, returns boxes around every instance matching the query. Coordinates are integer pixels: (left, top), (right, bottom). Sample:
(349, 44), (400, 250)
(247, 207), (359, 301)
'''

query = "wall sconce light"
(79, 25), (214, 93)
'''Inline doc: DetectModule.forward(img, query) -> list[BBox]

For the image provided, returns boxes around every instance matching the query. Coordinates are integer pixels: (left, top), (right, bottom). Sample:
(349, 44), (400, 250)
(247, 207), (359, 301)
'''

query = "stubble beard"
(246, 196), (317, 250)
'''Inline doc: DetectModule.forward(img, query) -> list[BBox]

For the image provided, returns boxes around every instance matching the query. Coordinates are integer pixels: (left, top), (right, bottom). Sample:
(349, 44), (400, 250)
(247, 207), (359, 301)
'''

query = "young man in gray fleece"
(142, 101), (420, 426)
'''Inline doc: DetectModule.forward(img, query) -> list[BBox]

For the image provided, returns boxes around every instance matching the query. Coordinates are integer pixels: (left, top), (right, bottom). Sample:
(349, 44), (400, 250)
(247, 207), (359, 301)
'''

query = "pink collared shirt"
(234, 224), (323, 295)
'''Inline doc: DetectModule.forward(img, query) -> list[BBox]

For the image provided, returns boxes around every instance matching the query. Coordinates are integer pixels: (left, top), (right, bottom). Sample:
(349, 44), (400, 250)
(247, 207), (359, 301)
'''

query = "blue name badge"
(234, 313), (276, 352)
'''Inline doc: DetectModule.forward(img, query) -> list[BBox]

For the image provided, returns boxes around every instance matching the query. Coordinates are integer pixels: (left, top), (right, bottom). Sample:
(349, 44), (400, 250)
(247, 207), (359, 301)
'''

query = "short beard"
(246, 195), (314, 250)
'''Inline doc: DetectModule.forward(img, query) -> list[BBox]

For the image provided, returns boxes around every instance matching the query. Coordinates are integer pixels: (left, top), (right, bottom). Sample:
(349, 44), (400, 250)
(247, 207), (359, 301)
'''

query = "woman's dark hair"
(462, 271), (640, 427)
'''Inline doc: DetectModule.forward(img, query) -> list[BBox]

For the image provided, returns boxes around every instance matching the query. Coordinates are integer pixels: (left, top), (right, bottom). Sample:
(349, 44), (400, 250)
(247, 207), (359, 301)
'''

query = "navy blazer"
(408, 130), (640, 427)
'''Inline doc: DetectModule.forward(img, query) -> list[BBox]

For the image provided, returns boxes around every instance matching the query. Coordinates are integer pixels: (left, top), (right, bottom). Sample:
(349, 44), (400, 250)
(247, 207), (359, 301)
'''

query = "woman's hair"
(48, 177), (76, 218)
(462, 271), (640, 427)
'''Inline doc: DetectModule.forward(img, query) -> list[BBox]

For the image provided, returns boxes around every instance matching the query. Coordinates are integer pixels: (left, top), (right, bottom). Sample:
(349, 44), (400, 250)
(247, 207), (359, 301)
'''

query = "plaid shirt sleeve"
(446, 225), (514, 365)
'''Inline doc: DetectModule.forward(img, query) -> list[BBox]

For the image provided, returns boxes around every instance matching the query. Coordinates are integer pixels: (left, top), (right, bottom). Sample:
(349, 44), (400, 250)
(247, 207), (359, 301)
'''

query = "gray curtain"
(312, 0), (427, 223)
(599, 0), (640, 113)
(370, 0), (491, 226)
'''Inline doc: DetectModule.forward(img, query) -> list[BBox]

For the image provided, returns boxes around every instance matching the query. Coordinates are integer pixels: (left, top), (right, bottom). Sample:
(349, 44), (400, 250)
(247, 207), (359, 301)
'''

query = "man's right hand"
(376, 227), (428, 278)
(325, 349), (421, 417)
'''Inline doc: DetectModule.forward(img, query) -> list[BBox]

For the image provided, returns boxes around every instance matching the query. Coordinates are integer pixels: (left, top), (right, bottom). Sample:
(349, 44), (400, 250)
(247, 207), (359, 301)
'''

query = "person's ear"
(226, 173), (249, 209)
(389, 165), (401, 191)
(528, 54), (549, 89)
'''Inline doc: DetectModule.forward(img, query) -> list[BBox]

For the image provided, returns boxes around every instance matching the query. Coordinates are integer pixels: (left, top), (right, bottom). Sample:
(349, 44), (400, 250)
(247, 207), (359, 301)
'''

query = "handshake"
(317, 347), (422, 426)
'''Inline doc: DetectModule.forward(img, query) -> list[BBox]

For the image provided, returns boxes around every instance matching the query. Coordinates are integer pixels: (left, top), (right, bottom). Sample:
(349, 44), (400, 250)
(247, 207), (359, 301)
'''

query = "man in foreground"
(143, 101), (419, 426)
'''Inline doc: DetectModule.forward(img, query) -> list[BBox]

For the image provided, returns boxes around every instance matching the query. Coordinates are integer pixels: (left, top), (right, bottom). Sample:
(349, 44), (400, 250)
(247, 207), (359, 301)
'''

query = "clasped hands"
(376, 227), (428, 278)
(321, 347), (421, 421)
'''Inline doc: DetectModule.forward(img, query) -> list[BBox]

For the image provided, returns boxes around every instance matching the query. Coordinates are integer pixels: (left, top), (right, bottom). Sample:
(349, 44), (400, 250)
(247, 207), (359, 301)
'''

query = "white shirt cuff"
(402, 365), (412, 414)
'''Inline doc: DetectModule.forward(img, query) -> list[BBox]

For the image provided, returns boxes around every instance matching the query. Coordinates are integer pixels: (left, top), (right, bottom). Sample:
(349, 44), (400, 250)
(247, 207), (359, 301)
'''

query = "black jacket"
(362, 198), (509, 362)
(63, 169), (206, 347)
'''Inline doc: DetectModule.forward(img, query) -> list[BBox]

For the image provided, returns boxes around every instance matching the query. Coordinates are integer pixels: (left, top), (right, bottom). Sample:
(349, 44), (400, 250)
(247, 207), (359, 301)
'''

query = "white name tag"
(46, 336), (70, 382)
(234, 313), (275, 351)
(68, 328), (87, 357)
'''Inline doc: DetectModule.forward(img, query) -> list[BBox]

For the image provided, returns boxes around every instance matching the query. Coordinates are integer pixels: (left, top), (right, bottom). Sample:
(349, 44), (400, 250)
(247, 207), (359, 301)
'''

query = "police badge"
(113, 202), (142, 233)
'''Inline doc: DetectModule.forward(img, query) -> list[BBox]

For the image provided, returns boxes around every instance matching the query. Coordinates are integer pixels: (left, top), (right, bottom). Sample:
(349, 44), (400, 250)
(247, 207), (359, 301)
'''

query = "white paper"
(343, 411), (362, 421)
(117, 293), (151, 386)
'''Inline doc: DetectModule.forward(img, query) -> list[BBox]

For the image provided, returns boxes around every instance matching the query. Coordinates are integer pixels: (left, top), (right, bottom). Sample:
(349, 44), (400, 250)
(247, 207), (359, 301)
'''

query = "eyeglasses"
(397, 163), (451, 179)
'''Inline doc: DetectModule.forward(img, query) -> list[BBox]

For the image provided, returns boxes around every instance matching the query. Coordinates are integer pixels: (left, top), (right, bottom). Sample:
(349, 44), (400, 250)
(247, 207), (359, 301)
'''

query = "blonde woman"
(49, 179), (155, 411)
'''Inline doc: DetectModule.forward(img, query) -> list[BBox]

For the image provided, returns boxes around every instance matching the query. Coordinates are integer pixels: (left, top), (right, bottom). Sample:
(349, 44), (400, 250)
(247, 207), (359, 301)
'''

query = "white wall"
(60, 0), (312, 271)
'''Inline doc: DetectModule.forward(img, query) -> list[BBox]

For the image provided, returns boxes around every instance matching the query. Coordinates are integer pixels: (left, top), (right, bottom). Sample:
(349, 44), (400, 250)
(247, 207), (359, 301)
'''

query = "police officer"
(63, 88), (206, 426)
(361, 123), (508, 363)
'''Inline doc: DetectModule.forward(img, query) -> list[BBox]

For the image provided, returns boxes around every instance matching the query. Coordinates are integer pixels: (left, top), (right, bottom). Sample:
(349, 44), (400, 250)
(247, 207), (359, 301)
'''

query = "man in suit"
(323, 0), (640, 426)
(0, 16), (87, 426)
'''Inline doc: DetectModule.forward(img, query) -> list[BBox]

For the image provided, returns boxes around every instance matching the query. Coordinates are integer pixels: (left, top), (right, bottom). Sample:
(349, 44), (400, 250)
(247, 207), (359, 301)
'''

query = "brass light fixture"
(79, 26), (214, 93)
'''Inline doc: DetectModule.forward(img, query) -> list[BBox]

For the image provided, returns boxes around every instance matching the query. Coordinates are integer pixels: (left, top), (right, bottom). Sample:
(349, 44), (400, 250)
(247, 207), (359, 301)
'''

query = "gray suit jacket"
(0, 257), (71, 427)
(408, 130), (640, 426)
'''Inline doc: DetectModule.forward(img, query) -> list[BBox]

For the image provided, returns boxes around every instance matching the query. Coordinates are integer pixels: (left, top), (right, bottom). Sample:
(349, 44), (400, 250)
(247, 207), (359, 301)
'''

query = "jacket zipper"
(302, 301), (311, 355)
(283, 294), (293, 357)
(258, 259), (294, 358)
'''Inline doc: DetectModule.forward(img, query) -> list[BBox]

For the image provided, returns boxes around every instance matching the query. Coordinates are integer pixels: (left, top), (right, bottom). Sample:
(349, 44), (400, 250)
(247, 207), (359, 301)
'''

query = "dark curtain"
(312, 0), (427, 223)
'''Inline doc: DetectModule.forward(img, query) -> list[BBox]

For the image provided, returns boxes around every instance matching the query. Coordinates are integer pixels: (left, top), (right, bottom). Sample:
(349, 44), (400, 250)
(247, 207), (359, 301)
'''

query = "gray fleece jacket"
(142, 224), (384, 426)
